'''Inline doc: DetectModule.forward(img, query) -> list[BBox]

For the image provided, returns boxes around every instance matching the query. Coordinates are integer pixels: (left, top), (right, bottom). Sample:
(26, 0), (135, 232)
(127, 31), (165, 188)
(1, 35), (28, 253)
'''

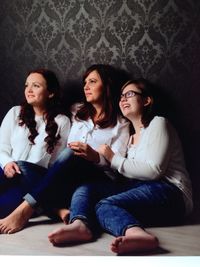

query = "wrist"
(107, 152), (114, 163)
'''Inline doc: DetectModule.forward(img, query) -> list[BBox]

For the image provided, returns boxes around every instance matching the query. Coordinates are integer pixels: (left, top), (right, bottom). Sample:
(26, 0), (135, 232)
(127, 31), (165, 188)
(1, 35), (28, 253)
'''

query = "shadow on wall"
(61, 79), (84, 118)
(152, 83), (177, 126)
(150, 82), (200, 218)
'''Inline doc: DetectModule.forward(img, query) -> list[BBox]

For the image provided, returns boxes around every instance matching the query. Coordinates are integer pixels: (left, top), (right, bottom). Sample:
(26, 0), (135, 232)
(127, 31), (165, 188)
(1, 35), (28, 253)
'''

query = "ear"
(49, 93), (54, 98)
(143, 96), (152, 107)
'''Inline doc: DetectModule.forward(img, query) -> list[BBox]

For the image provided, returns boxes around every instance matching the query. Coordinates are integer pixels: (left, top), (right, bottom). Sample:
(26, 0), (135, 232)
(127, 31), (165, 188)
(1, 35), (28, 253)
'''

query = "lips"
(122, 104), (130, 109)
(27, 95), (35, 98)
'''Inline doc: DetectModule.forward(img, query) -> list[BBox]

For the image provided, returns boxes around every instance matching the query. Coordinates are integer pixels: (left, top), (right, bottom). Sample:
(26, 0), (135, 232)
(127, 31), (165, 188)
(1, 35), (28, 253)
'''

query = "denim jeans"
(0, 167), (24, 217)
(69, 178), (186, 237)
(19, 148), (74, 208)
(0, 148), (109, 217)
(20, 148), (109, 210)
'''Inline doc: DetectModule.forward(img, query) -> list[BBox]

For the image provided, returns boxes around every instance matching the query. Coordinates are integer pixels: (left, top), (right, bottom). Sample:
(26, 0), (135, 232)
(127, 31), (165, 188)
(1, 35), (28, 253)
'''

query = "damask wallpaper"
(0, 0), (200, 206)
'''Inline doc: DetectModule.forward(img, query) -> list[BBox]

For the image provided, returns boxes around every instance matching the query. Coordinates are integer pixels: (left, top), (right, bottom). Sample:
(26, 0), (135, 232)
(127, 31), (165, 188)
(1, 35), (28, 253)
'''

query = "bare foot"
(48, 219), (93, 245)
(54, 208), (70, 224)
(110, 226), (159, 254)
(0, 201), (34, 234)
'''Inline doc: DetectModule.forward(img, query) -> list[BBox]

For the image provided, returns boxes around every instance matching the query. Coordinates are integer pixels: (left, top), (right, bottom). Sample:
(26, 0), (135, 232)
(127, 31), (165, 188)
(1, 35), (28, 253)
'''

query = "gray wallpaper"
(0, 0), (200, 208)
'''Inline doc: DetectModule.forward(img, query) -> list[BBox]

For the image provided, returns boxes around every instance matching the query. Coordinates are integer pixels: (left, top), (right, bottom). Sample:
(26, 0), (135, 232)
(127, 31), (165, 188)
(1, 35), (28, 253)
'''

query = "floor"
(0, 214), (200, 256)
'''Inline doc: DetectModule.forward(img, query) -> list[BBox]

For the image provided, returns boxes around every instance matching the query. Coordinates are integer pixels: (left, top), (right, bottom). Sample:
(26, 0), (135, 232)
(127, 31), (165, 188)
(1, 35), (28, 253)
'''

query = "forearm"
(111, 154), (164, 180)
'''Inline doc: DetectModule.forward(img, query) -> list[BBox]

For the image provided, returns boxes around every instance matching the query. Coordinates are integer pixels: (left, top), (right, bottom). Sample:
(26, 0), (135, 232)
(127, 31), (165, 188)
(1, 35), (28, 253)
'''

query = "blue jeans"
(0, 148), (110, 217)
(0, 167), (24, 217)
(0, 148), (109, 217)
(0, 163), (47, 218)
(69, 178), (186, 237)
(19, 148), (75, 209)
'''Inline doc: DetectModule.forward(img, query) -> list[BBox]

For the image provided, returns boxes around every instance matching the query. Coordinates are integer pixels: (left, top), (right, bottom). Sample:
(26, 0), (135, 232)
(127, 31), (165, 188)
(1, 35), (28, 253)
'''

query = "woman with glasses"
(48, 78), (193, 255)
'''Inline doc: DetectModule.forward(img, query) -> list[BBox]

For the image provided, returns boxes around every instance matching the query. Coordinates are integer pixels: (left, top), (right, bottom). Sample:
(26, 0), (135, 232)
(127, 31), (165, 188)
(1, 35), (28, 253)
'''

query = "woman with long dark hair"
(0, 68), (71, 232)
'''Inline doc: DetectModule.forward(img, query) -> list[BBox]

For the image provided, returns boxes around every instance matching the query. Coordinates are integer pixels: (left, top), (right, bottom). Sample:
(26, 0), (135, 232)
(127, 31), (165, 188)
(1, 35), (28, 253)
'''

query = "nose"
(25, 84), (33, 93)
(27, 85), (33, 91)
(84, 82), (89, 91)
(120, 95), (127, 102)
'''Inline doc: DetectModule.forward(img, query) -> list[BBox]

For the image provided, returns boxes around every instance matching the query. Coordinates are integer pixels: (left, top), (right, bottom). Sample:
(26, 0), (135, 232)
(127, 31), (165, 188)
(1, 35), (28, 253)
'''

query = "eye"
(126, 91), (134, 97)
(33, 83), (40, 88)
(89, 79), (96, 83)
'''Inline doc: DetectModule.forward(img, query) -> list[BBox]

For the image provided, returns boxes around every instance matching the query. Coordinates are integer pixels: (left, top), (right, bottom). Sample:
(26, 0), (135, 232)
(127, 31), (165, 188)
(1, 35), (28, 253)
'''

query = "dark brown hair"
(76, 64), (128, 128)
(19, 68), (63, 154)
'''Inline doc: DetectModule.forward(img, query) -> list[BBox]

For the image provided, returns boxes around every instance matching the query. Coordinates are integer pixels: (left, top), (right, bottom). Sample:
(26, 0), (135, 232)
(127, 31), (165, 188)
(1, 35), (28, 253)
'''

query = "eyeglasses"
(120, 90), (142, 100)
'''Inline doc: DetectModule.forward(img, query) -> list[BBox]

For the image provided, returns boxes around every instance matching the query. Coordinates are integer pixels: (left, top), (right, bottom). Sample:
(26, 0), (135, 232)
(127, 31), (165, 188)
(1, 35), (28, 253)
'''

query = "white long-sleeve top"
(0, 106), (71, 168)
(111, 116), (193, 214)
(68, 103), (130, 175)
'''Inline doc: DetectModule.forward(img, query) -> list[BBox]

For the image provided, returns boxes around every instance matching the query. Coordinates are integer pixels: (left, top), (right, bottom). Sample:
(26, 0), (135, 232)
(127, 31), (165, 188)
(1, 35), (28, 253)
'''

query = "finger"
(69, 144), (79, 150)
(73, 151), (84, 156)
(6, 173), (15, 178)
(68, 141), (80, 147)
(13, 163), (21, 174)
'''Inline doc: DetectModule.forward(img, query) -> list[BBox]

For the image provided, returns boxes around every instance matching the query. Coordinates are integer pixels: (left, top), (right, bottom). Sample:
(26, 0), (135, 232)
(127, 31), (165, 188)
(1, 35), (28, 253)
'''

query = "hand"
(4, 162), (21, 178)
(68, 142), (100, 163)
(97, 144), (114, 163)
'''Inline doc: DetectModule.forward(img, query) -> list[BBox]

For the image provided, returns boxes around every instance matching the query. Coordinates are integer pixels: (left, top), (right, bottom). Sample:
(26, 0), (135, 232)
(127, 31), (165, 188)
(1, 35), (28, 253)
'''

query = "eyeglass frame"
(120, 90), (143, 100)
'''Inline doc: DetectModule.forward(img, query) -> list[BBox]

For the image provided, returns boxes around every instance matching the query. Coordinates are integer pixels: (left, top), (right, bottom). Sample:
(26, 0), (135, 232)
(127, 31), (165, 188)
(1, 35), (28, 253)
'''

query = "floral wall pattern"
(0, 0), (200, 208)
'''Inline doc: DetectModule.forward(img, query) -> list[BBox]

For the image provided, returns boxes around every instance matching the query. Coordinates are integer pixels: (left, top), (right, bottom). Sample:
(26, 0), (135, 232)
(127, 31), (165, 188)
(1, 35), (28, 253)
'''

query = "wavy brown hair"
(18, 68), (63, 154)
(76, 64), (129, 128)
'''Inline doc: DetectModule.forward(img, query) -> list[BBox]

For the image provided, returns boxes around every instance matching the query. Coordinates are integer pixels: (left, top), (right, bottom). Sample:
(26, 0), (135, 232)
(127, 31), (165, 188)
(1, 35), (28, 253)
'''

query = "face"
(83, 70), (104, 105)
(25, 73), (52, 109)
(119, 83), (145, 119)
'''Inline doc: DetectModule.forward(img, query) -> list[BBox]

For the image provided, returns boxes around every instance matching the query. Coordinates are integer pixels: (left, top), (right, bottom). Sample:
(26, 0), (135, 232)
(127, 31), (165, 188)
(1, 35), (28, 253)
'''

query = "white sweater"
(111, 116), (193, 214)
(0, 106), (71, 168)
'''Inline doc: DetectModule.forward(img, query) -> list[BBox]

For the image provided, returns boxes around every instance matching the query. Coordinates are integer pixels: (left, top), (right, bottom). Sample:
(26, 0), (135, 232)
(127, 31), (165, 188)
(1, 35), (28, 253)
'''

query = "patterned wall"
(0, 0), (200, 207)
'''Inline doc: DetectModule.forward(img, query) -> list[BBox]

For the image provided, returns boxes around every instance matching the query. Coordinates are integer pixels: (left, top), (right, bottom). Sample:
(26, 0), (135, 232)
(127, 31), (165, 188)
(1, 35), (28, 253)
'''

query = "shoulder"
(109, 116), (130, 135)
(149, 116), (168, 128)
(70, 102), (84, 115)
(9, 106), (21, 115)
(70, 102), (84, 122)
(4, 106), (21, 120)
(54, 114), (71, 126)
(116, 115), (130, 128)
(147, 116), (174, 136)
(0, 106), (21, 129)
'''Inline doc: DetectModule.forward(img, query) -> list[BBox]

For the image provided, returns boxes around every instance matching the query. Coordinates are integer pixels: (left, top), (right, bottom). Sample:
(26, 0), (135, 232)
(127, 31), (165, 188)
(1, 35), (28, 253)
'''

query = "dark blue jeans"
(69, 178), (186, 237)
(0, 148), (109, 217)
(0, 166), (26, 218)
(21, 148), (109, 210)
(0, 163), (47, 218)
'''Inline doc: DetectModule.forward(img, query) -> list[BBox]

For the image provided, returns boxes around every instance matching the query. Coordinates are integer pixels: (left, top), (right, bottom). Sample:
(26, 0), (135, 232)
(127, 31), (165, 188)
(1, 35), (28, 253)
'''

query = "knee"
(57, 148), (74, 163)
(16, 161), (29, 173)
(16, 160), (26, 167)
(95, 198), (110, 214)
(72, 183), (97, 202)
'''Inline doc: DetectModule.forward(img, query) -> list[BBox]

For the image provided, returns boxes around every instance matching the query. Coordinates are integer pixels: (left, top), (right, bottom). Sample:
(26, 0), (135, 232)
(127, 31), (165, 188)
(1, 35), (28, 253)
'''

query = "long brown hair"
(76, 64), (129, 128)
(19, 68), (63, 154)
